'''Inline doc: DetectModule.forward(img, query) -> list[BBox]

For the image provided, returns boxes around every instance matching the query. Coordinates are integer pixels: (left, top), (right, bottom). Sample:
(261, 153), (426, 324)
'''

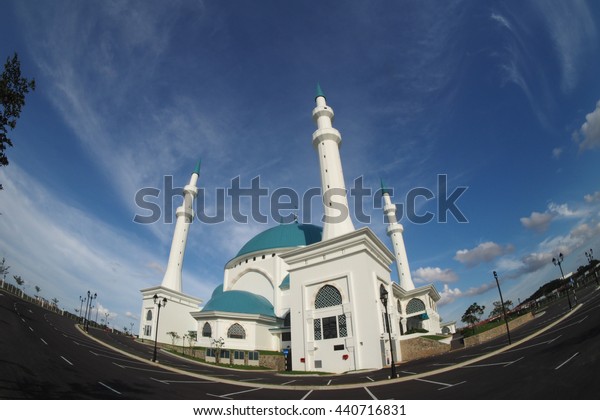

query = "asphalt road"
(1, 283), (599, 400)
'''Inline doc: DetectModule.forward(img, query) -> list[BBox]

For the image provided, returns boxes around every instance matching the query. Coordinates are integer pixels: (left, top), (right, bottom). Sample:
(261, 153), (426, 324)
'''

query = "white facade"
(139, 286), (202, 345)
(138, 88), (445, 373)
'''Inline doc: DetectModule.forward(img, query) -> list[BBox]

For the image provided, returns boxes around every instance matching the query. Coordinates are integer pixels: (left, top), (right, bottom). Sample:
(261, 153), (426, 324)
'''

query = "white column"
(383, 190), (415, 291)
(161, 163), (200, 292)
(312, 88), (355, 241)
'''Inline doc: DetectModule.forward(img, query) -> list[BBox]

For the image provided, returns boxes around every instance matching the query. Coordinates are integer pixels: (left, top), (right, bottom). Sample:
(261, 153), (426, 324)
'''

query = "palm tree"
(13, 275), (24, 296)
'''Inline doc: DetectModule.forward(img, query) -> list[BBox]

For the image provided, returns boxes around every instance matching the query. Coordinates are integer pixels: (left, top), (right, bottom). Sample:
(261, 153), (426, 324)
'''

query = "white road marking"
(555, 352), (579, 370)
(364, 387), (378, 400)
(61, 356), (73, 366)
(416, 378), (466, 390)
(301, 390), (313, 400)
(153, 378), (214, 384)
(281, 380), (297, 385)
(207, 387), (262, 399)
(98, 381), (121, 395)
(28, 326), (34, 332)
(40, 338), (48, 345)
(327, 379), (332, 385)
(239, 378), (264, 382)
(365, 376), (375, 382)
(461, 357), (524, 369)
(400, 370), (417, 375)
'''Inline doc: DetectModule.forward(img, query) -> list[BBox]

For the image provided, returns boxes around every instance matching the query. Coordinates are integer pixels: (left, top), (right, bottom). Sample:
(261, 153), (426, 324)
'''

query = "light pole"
(130, 322), (134, 337)
(585, 249), (598, 286)
(105, 312), (110, 329)
(152, 294), (167, 362)
(552, 253), (572, 310)
(83, 291), (91, 330)
(493, 271), (512, 345)
(79, 295), (86, 325)
(85, 292), (97, 331)
(379, 287), (397, 379)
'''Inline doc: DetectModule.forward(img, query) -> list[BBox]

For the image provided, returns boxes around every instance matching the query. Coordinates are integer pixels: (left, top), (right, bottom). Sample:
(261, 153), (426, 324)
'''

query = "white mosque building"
(139, 87), (445, 373)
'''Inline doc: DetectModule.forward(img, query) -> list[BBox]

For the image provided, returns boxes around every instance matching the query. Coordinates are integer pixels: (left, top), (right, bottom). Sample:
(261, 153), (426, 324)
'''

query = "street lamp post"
(493, 271), (512, 345)
(152, 294), (167, 362)
(379, 287), (397, 379)
(85, 292), (97, 331)
(552, 253), (572, 310)
(130, 322), (134, 337)
(79, 296), (86, 325)
(83, 291), (91, 330)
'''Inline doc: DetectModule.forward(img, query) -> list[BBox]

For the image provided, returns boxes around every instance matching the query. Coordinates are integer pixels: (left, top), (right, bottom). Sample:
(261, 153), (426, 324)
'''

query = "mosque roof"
(235, 222), (322, 259)
(201, 290), (275, 317)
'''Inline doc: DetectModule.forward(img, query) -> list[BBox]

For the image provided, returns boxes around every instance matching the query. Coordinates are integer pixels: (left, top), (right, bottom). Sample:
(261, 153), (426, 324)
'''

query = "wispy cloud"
(0, 164), (161, 328)
(533, 0), (597, 93)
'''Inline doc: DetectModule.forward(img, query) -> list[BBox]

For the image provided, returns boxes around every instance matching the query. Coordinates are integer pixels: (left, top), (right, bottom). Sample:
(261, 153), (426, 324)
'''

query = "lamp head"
(379, 287), (389, 305)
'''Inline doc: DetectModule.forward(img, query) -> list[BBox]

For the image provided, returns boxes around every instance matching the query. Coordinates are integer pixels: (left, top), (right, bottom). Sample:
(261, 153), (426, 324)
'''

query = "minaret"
(312, 84), (355, 241)
(382, 180), (415, 291)
(161, 161), (201, 292)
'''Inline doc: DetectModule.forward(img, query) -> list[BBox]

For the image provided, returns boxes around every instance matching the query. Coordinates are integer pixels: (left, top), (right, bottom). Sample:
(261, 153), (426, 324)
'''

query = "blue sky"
(1, 0), (600, 330)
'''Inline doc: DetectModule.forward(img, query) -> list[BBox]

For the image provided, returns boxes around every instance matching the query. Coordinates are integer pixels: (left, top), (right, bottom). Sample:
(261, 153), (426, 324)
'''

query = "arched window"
(227, 323), (246, 339)
(315, 285), (342, 309)
(202, 322), (212, 338)
(146, 310), (152, 321)
(406, 298), (426, 314)
(282, 312), (291, 342)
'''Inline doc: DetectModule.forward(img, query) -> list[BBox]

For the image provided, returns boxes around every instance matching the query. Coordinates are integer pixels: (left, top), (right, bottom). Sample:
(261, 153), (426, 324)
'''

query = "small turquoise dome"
(235, 222), (322, 259)
(201, 290), (275, 317)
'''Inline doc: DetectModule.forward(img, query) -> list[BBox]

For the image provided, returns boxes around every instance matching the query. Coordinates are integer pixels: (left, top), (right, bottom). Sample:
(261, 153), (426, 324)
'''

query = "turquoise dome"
(201, 290), (275, 317)
(235, 222), (322, 258)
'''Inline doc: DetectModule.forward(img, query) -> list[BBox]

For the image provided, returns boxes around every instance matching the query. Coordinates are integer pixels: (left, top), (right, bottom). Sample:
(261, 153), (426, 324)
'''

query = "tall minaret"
(161, 161), (201, 292)
(382, 180), (415, 291)
(312, 84), (355, 241)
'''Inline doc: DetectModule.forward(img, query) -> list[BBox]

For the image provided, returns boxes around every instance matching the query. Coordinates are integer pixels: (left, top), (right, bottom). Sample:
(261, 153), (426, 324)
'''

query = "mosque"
(138, 87), (450, 374)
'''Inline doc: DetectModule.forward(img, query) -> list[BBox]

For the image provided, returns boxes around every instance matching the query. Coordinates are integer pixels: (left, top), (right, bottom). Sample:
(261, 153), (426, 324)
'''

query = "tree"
(461, 302), (485, 334)
(1, 53), (36, 190)
(51, 298), (59, 307)
(489, 300), (513, 320)
(13, 275), (24, 287)
(187, 331), (197, 356)
(0, 257), (9, 284)
(166, 331), (180, 347)
(35, 285), (40, 297)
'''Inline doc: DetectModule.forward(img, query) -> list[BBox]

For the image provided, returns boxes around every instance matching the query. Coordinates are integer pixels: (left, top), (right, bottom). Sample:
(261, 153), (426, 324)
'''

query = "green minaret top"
(193, 160), (201, 176)
(315, 83), (325, 100)
(380, 178), (389, 196)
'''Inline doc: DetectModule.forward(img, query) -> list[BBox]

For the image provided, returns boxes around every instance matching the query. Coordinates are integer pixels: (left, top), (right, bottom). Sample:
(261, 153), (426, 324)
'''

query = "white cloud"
(438, 282), (496, 306)
(412, 267), (458, 284)
(491, 13), (513, 31)
(574, 100), (600, 150)
(584, 191), (600, 203)
(521, 202), (586, 232)
(520, 211), (554, 232)
(454, 242), (514, 267)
